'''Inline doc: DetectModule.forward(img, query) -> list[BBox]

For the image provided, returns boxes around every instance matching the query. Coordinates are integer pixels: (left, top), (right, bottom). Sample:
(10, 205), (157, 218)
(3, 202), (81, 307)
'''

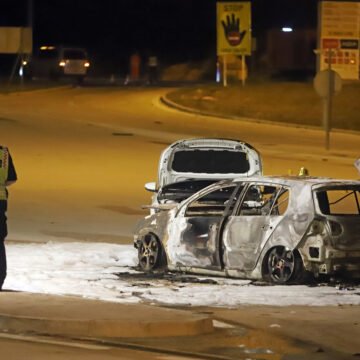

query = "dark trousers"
(0, 201), (8, 290)
(148, 66), (158, 84)
(0, 241), (6, 290)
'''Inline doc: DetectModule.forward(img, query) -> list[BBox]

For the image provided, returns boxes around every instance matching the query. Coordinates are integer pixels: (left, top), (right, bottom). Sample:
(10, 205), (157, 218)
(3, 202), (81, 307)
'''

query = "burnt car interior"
(183, 183), (291, 218)
(157, 180), (218, 203)
(180, 184), (239, 268)
(185, 185), (239, 217)
(171, 150), (251, 174)
(237, 185), (289, 217)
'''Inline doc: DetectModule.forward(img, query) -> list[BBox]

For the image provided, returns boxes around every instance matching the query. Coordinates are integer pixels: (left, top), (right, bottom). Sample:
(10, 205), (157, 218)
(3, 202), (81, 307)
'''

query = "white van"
(145, 138), (263, 205)
(24, 45), (90, 80)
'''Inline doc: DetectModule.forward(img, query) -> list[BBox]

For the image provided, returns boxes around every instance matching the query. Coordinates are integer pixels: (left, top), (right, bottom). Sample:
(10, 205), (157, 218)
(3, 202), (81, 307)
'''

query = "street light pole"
(28, 0), (33, 29)
(323, 49), (332, 150)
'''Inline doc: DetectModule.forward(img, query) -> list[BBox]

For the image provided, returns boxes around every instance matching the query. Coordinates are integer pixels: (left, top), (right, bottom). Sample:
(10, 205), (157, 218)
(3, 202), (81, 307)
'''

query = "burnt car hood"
(157, 138), (262, 188)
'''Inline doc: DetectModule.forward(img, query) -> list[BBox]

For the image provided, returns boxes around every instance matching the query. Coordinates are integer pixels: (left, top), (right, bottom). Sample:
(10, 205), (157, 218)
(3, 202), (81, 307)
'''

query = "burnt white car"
(134, 176), (360, 284)
(145, 138), (262, 205)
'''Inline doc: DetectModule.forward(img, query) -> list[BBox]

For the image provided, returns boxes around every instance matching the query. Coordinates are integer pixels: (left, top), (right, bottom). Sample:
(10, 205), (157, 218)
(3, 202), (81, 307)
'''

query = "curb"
(160, 94), (360, 137)
(8, 85), (73, 95)
(0, 293), (213, 339)
(0, 313), (213, 338)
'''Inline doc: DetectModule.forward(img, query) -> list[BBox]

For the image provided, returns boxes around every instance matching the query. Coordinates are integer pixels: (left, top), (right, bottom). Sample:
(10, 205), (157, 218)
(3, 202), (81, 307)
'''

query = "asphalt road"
(0, 86), (359, 358)
(1, 85), (359, 244)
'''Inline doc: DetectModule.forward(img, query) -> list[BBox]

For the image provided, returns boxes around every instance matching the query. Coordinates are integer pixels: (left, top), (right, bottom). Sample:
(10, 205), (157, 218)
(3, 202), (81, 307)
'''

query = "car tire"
(138, 234), (166, 272)
(265, 246), (305, 284)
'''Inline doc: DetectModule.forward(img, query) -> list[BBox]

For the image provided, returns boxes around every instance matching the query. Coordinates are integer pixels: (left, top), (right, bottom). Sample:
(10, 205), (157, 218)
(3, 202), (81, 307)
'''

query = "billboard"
(217, 2), (251, 56)
(319, 1), (360, 80)
(0, 27), (32, 54)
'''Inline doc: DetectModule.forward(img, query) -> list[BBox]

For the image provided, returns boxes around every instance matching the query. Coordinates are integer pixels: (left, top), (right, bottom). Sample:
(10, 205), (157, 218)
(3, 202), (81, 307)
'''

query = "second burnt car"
(134, 176), (360, 284)
(144, 138), (262, 207)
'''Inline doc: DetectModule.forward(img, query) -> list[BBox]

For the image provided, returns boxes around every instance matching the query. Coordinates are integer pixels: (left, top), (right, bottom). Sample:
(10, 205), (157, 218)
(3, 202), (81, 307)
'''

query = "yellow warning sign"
(217, 2), (251, 56)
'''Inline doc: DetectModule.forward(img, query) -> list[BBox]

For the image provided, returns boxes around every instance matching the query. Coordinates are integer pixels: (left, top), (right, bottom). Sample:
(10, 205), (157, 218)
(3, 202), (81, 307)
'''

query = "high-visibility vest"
(0, 147), (9, 200)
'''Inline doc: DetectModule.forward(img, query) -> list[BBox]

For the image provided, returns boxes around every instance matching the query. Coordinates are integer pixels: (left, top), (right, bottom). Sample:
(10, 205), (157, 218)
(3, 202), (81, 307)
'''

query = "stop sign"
(314, 69), (342, 98)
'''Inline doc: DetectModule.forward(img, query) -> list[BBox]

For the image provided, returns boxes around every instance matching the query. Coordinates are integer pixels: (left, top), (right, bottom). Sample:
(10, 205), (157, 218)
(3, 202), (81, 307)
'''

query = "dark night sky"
(1, 0), (319, 72)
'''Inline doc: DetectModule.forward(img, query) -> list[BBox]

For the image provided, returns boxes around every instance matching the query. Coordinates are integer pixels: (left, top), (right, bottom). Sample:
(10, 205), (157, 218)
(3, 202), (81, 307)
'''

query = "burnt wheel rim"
(268, 247), (295, 283)
(138, 235), (160, 271)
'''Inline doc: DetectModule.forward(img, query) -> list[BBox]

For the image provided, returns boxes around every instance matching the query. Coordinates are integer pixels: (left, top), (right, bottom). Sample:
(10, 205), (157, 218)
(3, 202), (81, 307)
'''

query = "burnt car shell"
(135, 176), (360, 283)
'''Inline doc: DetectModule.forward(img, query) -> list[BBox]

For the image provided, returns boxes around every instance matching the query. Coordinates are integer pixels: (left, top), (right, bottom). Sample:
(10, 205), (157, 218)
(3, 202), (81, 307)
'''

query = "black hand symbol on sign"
(221, 13), (246, 46)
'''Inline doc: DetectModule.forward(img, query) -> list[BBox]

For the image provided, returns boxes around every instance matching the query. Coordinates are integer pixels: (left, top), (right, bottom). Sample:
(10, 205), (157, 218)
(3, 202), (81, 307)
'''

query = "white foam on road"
(4, 242), (360, 307)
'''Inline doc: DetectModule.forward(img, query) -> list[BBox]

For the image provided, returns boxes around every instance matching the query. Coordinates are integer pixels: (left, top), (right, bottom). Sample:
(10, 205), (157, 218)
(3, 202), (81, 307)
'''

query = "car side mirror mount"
(145, 182), (157, 192)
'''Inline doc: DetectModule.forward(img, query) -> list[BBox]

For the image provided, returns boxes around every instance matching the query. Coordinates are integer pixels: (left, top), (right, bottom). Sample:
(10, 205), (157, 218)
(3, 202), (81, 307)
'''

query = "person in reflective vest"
(0, 146), (17, 291)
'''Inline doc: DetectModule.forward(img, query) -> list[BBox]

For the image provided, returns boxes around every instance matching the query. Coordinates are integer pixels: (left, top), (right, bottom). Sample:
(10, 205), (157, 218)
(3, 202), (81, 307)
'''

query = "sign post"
(314, 54), (342, 150)
(223, 55), (228, 87)
(216, 2), (251, 86)
(241, 55), (246, 86)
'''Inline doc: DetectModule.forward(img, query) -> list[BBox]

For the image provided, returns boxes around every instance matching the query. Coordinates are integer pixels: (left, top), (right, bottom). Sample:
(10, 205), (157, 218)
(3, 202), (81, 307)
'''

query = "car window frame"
(269, 186), (290, 216)
(182, 183), (241, 218)
(314, 185), (360, 216)
(232, 182), (290, 217)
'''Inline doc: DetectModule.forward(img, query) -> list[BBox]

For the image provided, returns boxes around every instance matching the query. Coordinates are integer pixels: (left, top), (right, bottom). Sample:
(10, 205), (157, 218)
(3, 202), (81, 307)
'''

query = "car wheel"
(266, 246), (303, 284)
(138, 234), (165, 272)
